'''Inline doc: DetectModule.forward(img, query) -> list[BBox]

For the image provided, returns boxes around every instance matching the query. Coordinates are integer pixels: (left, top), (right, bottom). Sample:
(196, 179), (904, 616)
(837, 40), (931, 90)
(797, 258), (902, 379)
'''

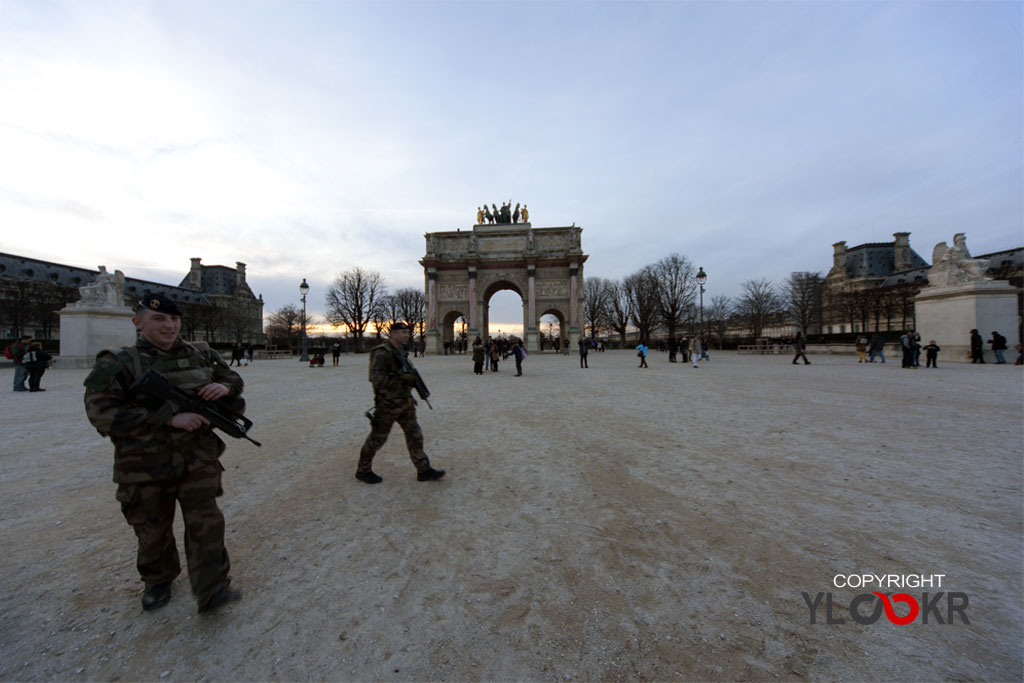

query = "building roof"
(0, 252), (211, 306)
(842, 242), (929, 279)
(177, 264), (255, 298)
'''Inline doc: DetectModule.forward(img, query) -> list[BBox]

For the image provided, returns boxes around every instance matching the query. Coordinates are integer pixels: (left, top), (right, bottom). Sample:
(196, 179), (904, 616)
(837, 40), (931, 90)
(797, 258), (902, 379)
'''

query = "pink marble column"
(569, 266), (578, 327)
(468, 271), (477, 329)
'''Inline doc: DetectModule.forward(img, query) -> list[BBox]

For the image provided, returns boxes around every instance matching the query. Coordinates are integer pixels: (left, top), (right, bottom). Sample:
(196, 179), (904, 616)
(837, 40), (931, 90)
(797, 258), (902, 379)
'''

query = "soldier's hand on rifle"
(197, 382), (230, 401)
(401, 373), (416, 386)
(170, 412), (211, 431)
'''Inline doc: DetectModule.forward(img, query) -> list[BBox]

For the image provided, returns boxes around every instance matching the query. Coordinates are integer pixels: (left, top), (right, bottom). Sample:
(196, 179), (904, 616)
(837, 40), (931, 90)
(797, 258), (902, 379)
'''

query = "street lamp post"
(696, 267), (707, 348)
(299, 278), (310, 362)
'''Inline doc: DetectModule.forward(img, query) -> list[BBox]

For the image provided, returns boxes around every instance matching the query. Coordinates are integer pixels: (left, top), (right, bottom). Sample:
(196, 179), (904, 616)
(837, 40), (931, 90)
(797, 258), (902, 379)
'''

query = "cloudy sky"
(1, 0), (1021, 333)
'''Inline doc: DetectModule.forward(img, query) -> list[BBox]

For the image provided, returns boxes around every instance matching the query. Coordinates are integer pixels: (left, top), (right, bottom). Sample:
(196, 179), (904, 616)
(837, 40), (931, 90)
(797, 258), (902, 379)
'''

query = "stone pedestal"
(525, 328), (540, 354)
(426, 329), (441, 355)
(58, 305), (136, 368)
(914, 281), (1019, 363)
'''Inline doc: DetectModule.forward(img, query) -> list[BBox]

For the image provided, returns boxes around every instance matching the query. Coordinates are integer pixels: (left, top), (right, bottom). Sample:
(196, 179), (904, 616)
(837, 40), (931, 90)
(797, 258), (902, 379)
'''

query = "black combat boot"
(198, 585), (242, 614)
(417, 467), (446, 481)
(355, 471), (383, 484)
(142, 582), (172, 611)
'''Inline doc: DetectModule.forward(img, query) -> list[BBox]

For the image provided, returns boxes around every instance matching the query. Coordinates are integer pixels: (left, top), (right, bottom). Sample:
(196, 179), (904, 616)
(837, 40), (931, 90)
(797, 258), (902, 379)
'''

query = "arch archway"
(483, 281), (525, 341)
(420, 221), (588, 354)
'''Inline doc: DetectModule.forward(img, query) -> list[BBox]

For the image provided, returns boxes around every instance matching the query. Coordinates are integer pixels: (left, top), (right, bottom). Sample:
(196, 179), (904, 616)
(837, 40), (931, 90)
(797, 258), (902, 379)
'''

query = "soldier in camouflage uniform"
(356, 322), (445, 484)
(83, 294), (243, 614)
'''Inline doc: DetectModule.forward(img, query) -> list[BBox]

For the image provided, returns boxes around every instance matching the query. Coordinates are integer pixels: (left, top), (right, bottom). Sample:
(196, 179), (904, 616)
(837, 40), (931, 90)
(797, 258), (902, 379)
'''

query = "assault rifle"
(129, 369), (262, 446)
(398, 353), (432, 409)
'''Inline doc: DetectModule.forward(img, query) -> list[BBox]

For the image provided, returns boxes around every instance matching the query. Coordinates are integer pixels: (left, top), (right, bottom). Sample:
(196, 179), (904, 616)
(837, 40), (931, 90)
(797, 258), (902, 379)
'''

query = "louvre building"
(0, 253), (264, 345)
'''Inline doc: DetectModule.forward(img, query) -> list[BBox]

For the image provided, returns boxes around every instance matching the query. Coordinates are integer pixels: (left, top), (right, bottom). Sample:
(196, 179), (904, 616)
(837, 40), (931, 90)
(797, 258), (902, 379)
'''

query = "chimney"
(893, 232), (911, 271)
(236, 262), (247, 289)
(189, 258), (202, 290)
(832, 241), (847, 271)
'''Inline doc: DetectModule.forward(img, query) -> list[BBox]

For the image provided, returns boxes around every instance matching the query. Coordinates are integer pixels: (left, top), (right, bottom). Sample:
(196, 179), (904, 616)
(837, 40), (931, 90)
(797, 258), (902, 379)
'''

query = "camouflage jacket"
(83, 338), (244, 483)
(368, 342), (415, 406)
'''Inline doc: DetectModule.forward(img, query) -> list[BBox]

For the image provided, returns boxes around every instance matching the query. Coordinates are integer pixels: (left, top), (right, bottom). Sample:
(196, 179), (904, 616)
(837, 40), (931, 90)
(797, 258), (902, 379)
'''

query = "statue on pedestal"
(513, 203), (521, 223)
(521, 204), (529, 223)
(77, 266), (126, 308)
(476, 207), (484, 225)
(928, 233), (991, 286)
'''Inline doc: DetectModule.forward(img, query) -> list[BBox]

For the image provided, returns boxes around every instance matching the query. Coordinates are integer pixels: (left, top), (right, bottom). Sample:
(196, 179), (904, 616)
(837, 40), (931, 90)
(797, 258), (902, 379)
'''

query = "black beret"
(390, 322), (411, 331)
(138, 293), (183, 316)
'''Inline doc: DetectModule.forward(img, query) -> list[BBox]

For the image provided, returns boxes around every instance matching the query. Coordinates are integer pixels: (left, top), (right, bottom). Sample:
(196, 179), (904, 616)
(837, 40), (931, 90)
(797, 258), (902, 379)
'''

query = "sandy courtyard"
(1, 349), (1021, 681)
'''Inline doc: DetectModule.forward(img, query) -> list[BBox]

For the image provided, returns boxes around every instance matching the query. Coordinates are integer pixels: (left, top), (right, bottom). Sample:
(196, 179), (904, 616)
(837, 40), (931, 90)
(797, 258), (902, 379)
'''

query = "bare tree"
(706, 294), (733, 349)
(324, 267), (386, 352)
(606, 279), (632, 348)
(653, 253), (697, 341)
(625, 266), (660, 345)
(265, 304), (302, 349)
(784, 272), (823, 335)
(0, 278), (38, 339)
(583, 277), (612, 339)
(736, 278), (781, 339)
(394, 287), (426, 338)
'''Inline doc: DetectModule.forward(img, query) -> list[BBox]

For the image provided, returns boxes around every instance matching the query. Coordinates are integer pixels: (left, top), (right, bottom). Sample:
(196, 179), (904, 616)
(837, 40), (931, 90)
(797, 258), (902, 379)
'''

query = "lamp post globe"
(696, 268), (707, 348)
(299, 278), (310, 362)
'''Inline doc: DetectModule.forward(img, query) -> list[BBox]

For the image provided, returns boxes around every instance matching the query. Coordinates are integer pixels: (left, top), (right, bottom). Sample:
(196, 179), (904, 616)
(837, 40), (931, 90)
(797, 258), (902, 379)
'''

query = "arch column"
(526, 264), (539, 353)
(467, 267), (479, 338)
(426, 268), (441, 354)
(568, 262), (581, 350)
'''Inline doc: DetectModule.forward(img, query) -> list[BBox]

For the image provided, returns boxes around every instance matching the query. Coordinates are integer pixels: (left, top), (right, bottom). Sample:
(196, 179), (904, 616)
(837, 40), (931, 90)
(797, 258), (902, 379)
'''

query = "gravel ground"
(0, 349), (1021, 682)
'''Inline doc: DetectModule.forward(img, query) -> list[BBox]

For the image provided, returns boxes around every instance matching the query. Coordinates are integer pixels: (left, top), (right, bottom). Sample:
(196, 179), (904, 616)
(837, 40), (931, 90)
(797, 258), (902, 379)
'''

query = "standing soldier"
(356, 322), (445, 484)
(83, 294), (243, 614)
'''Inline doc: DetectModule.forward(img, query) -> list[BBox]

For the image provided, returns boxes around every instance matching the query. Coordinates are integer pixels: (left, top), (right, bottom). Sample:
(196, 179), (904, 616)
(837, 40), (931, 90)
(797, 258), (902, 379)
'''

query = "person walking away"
(246, 343), (254, 364)
(869, 334), (885, 363)
(513, 340), (526, 376)
(792, 331), (811, 365)
(83, 294), (243, 614)
(578, 338), (589, 368)
(489, 340), (500, 372)
(636, 342), (648, 368)
(331, 342), (341, 367)
(8, 334), (32, 392)
(924, 340), (941, 368)
(900, 331), (915, 368)
(912, 331), (922, 367)
(356, 322), (444, 485)
(229, 343), (242, 367)
(969, 329), (985, 363)
(855, 336), (868, 363)
(472, 341), (485, 375)
(24, 341), (52, 392)
(691, 336), (703, 368)
(562, 339), (570, 356)
(988, 331), (1008, 364)
(667, 337), (678, 363)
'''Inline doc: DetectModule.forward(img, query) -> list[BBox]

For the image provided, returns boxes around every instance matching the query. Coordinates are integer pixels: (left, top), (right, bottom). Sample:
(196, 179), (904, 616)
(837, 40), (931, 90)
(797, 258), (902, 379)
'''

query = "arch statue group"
(420, 220), (588, 354)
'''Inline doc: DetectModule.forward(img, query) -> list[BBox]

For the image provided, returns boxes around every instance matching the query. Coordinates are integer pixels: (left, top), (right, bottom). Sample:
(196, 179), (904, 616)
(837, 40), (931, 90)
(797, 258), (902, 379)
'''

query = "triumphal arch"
(420, 218), (588, 354)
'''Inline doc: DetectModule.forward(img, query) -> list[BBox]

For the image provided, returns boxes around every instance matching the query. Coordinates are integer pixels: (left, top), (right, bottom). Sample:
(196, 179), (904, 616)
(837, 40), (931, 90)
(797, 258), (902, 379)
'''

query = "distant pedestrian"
(513, 340), (526, 376)
(246, 343), (254, 364)
(988, 331), (1008, 364)
(471, 341), (485, 375)
(691, 337), (702, 368)
(489, 340), (500, 372)
(563, 339), (570, 356)
(331, 342), (341, 366)
(636, 342), (648, 368)
(970, 329), (985, 364)
(791, 331), (811, 365)
(7, 334), (32, 391)
(869, 334), (886, 363)
(900, 331), (915, 369)
(578, 338), (589, 368)
(924, 340), (940, 368)
(855, 336), (868, 363)
(912, 331), (922, 367)
(23, 341), (52, 392)
(229, 343), (242, 367)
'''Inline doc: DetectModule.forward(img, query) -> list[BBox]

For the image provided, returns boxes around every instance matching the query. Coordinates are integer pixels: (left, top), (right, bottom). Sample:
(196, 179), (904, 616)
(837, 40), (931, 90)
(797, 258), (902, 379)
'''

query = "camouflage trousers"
(358, 400), (430, 474)
(115, 458), (230, 606)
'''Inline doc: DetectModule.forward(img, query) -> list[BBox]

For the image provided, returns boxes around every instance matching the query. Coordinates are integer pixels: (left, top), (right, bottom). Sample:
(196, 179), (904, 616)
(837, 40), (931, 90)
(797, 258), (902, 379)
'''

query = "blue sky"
(1, 0), (1021, 333)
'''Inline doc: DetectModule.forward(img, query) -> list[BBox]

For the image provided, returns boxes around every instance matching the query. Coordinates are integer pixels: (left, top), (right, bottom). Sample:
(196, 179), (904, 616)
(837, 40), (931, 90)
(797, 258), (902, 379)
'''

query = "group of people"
(471, 337), (527, 376)
(635, 336), (709, 369)
(228, 343), (254, 367)
(6, 334), (52, 392)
